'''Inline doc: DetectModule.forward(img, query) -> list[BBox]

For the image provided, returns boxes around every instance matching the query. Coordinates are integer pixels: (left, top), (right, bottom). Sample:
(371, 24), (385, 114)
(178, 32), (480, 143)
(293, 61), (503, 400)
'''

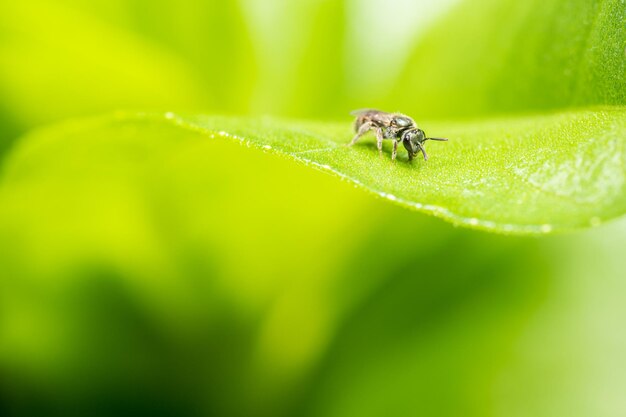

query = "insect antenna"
(425, 137), (448, 141)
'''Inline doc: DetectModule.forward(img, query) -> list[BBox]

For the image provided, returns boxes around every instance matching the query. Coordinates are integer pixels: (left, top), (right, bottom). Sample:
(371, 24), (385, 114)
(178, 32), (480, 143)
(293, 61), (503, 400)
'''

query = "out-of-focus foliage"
(0, 0), (624, 137)
(0, 0), (354, 142)
(0, 0), (625, 417)
(393, 0), (626, 118)
(0, 1), (206, 138)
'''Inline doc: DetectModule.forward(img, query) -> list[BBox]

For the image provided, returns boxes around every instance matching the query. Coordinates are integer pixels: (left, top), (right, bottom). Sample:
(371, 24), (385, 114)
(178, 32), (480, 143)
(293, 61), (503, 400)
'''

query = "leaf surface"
(4, 109), (625, 234)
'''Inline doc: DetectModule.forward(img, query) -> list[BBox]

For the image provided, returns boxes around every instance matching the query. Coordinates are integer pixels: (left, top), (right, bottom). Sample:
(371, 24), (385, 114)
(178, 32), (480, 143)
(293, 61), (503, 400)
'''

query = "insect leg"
(348, 121), (374, 146)
(417, 142), (429, 161)
(391, 139), (398, 160)
(376, 128), (384, 156)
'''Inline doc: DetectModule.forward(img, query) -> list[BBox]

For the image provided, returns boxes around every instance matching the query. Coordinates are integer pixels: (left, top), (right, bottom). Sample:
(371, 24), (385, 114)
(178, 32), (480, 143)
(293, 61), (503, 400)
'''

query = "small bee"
(347, 109), (448, 161)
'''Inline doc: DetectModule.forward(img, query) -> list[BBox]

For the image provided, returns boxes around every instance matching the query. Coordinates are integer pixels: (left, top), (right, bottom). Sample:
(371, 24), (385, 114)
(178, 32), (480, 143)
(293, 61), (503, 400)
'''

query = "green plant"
(0, 1), (625, 416)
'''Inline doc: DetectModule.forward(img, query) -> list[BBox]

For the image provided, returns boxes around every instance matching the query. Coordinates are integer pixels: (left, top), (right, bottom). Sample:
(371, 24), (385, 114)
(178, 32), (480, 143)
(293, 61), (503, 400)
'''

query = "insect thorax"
(384, 126), (409, 140)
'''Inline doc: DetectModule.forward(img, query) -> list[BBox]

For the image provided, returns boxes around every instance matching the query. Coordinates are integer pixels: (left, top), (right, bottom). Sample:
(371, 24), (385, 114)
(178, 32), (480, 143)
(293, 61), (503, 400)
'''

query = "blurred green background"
(0, 0), (625, 416)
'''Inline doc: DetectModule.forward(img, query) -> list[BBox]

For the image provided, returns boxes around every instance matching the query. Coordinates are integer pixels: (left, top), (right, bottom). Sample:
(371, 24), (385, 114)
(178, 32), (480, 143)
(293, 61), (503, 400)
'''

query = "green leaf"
(120, 0), (258, 113)
(239, 0), (350, 118)
(1, 112), (625, 417)
(390, 0), (626, 118)
(3, 109), (624, 235)
(0, 0), (207, 139)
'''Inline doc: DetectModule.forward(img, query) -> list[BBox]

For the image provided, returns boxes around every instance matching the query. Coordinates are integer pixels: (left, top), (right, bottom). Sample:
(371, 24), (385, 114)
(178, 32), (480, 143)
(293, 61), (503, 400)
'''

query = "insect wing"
(350, 109), (388, 117)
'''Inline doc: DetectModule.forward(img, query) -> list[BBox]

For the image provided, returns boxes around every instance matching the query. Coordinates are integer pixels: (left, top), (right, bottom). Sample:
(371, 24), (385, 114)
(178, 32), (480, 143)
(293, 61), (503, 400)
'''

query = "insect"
(347, 109), (448, 161)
